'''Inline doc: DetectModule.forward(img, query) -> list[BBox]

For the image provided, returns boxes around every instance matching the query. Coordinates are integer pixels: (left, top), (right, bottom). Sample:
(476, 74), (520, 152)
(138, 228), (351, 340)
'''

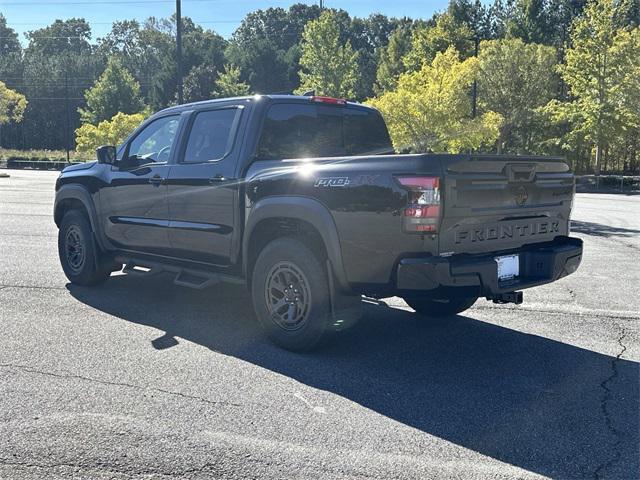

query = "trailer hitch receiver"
(488, 291), (523, 304)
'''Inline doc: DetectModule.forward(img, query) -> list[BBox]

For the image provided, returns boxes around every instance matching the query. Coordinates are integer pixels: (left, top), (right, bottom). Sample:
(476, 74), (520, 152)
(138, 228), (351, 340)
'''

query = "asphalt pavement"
(0, 169), (638, 479)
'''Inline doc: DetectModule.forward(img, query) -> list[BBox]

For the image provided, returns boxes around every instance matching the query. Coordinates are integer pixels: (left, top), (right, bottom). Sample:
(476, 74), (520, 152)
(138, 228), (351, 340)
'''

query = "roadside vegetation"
(0, 148), (91, 164)
(0, 0), (639, 173)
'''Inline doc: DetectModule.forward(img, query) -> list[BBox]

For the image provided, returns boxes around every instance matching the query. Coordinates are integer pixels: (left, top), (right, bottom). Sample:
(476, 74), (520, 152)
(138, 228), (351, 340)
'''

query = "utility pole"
(319, 0), (324, 9)
(471, 36), (479, 119)
(176, 0), (184, 104)
(64, 55), (71, 163)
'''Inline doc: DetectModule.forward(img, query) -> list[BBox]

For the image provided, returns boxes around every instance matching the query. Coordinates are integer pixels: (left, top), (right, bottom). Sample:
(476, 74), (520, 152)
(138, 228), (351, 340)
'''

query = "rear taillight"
(396, 176), (441, 233)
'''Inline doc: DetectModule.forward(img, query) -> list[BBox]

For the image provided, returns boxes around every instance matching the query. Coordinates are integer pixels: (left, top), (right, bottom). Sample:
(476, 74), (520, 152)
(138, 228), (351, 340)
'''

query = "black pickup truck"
(54, 94), (583, 350)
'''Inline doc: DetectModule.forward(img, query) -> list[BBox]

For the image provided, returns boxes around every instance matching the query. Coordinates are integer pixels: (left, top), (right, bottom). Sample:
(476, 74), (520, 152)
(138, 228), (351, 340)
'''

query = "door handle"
(149, 175), (165, 186)
(208, 175), (227, 184)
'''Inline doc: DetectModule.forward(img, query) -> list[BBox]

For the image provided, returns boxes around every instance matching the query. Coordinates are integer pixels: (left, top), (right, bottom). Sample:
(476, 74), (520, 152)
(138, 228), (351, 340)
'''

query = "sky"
(0, 0), (452, 42)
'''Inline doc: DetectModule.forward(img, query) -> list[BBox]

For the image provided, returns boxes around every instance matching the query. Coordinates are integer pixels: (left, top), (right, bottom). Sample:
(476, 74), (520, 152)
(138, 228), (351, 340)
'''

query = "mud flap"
(327, 260), (362, 331)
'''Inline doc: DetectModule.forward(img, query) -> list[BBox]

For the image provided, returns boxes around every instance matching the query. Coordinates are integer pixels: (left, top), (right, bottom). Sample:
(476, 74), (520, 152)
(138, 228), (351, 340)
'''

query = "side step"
(122, 262), (164, 277)
(173, 270), (219, 290)
(117, 256), (245, 290)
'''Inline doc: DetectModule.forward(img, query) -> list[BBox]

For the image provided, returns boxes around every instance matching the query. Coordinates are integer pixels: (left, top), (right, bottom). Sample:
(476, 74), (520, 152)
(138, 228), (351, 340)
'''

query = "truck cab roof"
(157, 94), (375, 116)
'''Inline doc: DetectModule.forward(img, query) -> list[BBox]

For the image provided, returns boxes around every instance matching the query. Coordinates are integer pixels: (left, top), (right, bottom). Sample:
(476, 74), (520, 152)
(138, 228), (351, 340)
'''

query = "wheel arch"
(243, 196), (350, 291)
(54, 185), (106, 251)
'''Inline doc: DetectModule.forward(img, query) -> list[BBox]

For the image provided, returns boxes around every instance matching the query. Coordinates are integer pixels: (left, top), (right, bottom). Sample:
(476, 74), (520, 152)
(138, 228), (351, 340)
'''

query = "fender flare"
(243, 196), (350, 291)
(54, 184), (108, 251)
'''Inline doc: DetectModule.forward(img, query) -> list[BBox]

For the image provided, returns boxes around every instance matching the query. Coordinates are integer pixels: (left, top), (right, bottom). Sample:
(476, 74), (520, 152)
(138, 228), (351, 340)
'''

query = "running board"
(116, 256), (245, 290)
(173, 270), (219, 290)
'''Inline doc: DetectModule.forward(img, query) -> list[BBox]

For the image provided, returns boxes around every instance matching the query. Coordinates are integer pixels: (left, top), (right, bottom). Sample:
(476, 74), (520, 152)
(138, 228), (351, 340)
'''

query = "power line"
(0, 0), (224, 5)
(6, 20), (242, 25)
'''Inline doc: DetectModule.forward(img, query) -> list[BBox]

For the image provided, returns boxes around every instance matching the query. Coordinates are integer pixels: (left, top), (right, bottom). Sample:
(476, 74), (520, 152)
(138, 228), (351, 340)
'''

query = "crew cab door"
(100, 114), (181, 254)
(166, 105), (244, 264)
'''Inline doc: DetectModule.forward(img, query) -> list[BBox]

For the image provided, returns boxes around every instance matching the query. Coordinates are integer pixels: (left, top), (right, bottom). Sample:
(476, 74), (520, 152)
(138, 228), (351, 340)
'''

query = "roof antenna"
(302, 89), (315, 97)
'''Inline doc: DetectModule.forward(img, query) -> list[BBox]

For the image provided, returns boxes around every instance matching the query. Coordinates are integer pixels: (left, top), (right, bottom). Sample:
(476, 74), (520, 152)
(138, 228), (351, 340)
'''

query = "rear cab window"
(256, 103), (393, 160)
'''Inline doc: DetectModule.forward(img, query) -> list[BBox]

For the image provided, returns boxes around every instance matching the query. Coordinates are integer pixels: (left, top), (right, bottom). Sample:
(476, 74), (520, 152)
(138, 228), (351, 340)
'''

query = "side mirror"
(96, 145), (117, 165)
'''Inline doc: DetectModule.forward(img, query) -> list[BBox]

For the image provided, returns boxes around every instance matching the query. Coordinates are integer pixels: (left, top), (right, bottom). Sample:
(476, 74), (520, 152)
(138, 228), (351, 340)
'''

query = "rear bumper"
(396, 236), (583, 296)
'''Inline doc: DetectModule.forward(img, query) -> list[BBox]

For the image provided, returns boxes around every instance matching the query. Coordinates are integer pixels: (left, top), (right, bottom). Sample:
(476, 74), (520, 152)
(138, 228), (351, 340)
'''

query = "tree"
(544, 0), (640, 172)
(375, 26), (414, 94)
(296, 11), (360, 98)
(448, 0), (494, 39)
(182, 64), (218, 103)
(25, 18), (92, 56)
(403, 12), (475, 71)
(505, 0), (551, 44)
(0, 15), (23, 104)
(0, 81), (27, 126)
(79, 57), (145, 124)
(0, 14), (21, 56)
(477, 38), (557, 152)
(211, 65), (250, 98)
(226, 4), (322, 94)
(368, 47), (502, 153)
(347, 14), (410, 99)
(75, 112), (146, 153)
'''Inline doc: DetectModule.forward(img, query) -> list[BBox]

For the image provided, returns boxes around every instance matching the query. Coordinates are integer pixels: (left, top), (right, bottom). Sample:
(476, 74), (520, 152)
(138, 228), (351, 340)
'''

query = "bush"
(0, 148), (91, 163)
(75, 111), (147, 153)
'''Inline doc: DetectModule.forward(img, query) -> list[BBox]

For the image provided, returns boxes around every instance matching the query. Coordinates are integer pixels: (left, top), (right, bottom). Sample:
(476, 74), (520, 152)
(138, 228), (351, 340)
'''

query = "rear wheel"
(404, 296), (478, 317)
(58, 210), (111, 286)
(251, 237), (331, 351)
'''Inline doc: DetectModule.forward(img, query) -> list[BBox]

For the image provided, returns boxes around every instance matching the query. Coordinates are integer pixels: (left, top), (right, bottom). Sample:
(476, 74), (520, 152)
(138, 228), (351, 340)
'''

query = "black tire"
(58, 210), (111, 286)
(404, 296), (478, 317)
(251, 237), (331, 352)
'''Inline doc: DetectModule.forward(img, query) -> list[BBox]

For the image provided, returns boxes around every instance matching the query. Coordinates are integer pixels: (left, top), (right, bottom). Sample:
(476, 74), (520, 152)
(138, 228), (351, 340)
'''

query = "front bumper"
(396, 236), (583, 296)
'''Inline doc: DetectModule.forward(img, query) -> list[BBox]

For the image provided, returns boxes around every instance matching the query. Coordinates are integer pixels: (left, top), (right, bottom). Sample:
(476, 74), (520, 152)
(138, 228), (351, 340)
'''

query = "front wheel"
(251, 238), (331, 352)
(58, 210), (111, 286)
(404, 296), (478, 317)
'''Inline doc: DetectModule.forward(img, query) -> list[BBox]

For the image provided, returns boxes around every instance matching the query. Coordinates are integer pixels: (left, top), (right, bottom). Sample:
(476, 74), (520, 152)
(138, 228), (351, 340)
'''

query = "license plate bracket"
(496, 254), (520, 281)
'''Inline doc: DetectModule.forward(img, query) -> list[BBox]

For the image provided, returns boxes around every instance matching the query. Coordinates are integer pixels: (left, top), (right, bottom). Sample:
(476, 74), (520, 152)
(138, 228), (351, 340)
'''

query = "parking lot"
(0, 169), (638, 479)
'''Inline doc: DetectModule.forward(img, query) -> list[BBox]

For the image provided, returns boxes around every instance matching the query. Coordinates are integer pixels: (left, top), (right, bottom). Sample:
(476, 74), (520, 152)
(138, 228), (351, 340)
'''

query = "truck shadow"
(571, 220), (640, 238)
(67, 275), (639, 479)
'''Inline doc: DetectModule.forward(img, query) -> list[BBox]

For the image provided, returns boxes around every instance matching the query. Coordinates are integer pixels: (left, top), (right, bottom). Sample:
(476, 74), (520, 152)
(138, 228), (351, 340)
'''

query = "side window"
(127, 115), (180, 165)
(182, 108), (240, 163)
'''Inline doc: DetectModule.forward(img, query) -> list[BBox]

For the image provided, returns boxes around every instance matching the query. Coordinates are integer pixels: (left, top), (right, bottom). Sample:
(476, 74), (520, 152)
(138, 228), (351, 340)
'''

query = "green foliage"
(0, 1), (639, 172)
(226, 5), (321, 94)
(403, 13), (474, 71)
(75, 111), (147, 153)
(374, 26), (414, 94)
(505, 0), (550, 44)
(182, 64), (218, 103)
(297, 11), (360, 98)
(79, 57), (145, 124)
(211, 65), (251, 98)
(477, 38), (557, 152)
(368, 48), (502, 153)
(25, 18), (92, 56)
(0, 81), (27, 125)
(0, 149), (90, 163)
(543, 0), (640, 171)
(0, 14), (21, 56)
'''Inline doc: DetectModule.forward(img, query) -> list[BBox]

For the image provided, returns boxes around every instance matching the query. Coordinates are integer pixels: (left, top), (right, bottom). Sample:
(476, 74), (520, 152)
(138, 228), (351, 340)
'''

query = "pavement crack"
(0, 362), (248, 410)
(593, 323), (628, 480)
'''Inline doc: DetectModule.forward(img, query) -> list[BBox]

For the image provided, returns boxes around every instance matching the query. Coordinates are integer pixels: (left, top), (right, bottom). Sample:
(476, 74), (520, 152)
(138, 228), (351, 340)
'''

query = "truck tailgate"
(438, 156), (574, 255)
